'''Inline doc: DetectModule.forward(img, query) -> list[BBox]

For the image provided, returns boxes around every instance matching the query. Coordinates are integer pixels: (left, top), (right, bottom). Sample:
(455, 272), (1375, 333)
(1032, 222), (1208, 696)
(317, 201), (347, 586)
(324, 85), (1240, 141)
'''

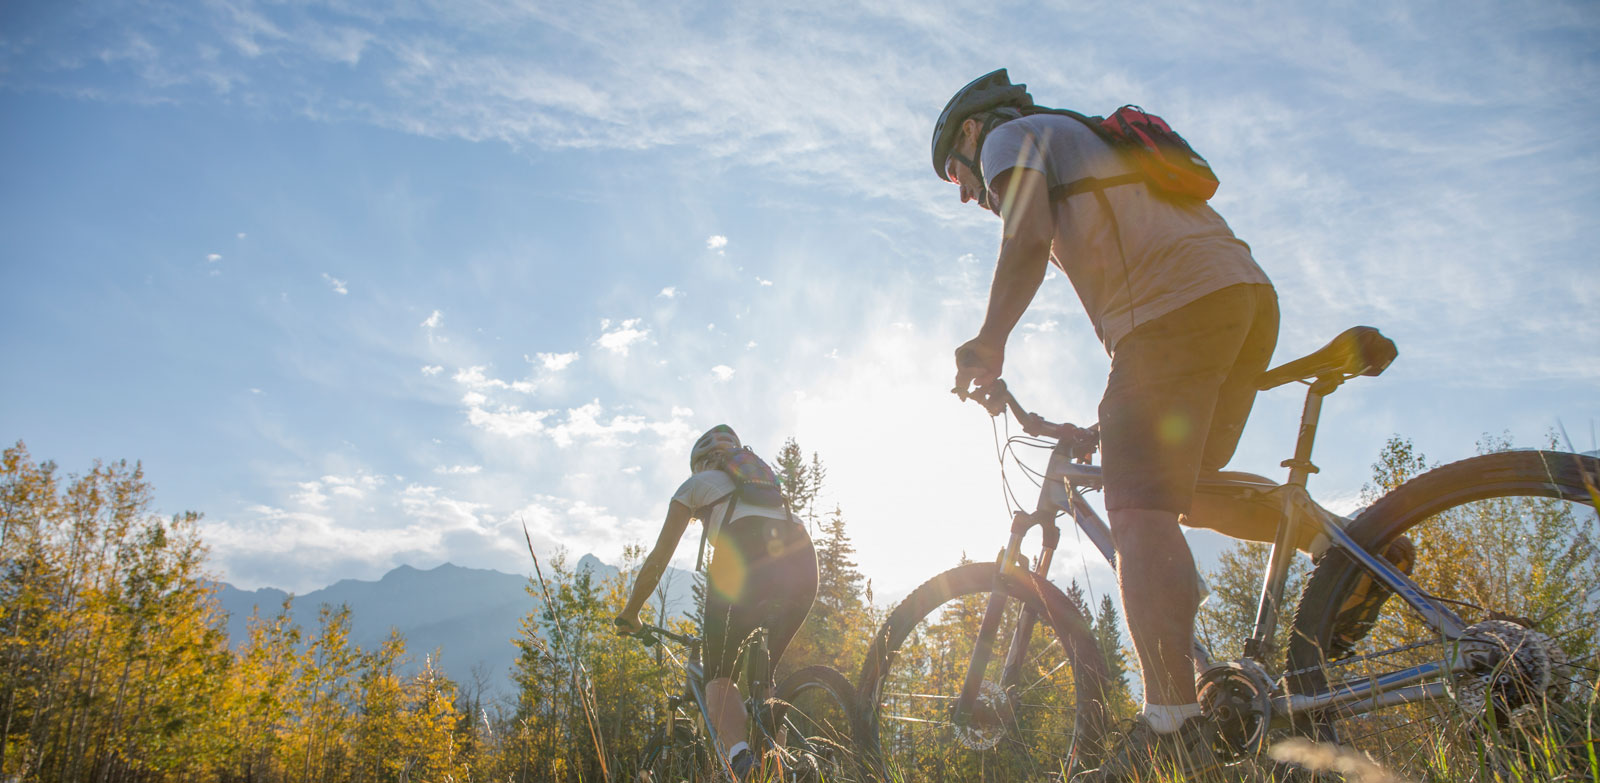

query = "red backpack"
(1035, 105), (1219, 201)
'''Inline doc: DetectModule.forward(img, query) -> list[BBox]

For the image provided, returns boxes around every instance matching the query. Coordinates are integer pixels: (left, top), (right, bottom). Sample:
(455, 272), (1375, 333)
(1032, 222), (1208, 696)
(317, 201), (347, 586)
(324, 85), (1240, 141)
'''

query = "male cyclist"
(615, 425), (818, 780)
(937, 68), (1417, 778)
(935, 69), (1284, 778)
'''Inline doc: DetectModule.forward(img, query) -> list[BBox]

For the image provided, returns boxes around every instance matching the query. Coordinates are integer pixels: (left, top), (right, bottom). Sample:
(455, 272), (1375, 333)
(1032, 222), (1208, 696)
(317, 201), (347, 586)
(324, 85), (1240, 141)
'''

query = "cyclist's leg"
(705, 517), (816, 763)
(1111, 507), (1201, 705)
(1098, 286), (1277, 779)
(753, 518), (817, 660)
(705, 529), (756, 761)
(745, 520), (817, 758)
(1102, 285), (1269, 708)
(704, 677), (748, 759)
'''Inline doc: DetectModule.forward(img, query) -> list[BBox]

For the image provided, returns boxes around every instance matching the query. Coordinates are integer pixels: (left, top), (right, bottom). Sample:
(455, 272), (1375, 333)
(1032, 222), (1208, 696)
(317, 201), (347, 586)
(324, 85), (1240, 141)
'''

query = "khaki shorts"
(1100, 284), (1279, 514)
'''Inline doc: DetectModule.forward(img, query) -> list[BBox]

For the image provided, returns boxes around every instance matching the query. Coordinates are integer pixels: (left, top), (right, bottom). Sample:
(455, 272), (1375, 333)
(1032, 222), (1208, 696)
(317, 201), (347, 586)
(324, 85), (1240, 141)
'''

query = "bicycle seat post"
(1246, 375), (1342, 661)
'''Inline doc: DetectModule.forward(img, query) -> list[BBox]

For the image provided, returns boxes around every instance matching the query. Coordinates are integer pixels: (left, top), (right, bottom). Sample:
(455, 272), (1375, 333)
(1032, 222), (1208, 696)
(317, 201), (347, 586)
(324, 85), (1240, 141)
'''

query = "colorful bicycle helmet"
(690, 424), (741, 472)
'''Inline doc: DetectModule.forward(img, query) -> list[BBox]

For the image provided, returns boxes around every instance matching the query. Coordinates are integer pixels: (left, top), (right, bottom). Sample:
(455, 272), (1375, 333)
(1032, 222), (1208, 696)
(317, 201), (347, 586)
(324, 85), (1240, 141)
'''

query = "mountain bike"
(856, 326), (1599, 781)
(631, 622), (865, 782)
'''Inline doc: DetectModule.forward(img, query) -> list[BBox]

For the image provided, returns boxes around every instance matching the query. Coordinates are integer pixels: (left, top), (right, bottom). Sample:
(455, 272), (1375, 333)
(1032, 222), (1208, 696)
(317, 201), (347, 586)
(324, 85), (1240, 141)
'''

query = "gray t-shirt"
(672, 469), (790, 545)
(980, 113), (1271, 352)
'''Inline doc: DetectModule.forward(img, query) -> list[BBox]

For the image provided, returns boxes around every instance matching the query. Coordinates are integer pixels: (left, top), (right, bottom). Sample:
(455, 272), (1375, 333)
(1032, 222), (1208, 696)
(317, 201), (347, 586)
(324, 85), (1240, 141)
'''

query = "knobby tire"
(1286, 449), (1600, 778)
(856, 562), (1110, 782)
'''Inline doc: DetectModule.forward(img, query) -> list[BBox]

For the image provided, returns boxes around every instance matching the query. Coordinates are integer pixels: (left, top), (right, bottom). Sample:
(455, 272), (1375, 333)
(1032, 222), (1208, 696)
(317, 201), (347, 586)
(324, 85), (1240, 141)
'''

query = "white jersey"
(672, 469), (791, 545)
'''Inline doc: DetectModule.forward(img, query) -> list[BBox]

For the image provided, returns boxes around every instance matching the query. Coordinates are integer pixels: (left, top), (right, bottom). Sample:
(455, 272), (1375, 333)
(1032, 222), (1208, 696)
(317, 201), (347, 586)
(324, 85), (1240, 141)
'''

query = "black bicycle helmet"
(931, 69), (1033, 181)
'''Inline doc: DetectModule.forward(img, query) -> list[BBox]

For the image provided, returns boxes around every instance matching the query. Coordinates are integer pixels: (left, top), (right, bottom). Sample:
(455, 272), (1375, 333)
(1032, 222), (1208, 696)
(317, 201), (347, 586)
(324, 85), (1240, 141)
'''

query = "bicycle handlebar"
(953, 380), (1100, 459)
(627, 622), (700, 649)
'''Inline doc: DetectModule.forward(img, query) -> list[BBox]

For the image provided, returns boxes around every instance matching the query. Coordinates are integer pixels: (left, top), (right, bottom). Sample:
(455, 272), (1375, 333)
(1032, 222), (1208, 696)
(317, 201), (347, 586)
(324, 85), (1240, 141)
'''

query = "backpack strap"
(694, 490), (738, 573)
(1050, 172), (1144, 201)
(1024, 107), (1144, 202)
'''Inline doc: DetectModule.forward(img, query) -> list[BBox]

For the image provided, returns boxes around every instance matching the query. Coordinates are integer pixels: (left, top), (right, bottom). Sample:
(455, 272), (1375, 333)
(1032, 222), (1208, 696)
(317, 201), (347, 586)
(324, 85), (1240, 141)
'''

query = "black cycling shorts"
(1100, 283), (1279, 515)
(703, 516), (818, 681)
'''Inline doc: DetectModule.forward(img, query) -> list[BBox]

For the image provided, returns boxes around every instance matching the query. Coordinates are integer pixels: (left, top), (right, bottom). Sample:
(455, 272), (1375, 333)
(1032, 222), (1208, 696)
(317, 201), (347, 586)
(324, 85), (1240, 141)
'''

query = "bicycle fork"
(953, 510), (1062, 727)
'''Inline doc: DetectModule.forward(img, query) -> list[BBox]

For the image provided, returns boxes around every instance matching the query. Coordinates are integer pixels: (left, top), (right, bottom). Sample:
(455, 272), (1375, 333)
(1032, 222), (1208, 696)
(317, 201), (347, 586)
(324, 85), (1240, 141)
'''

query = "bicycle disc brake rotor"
(1450, 619), (1569, 718)
(952, 680), (1011, 751)
(1197, 660), (1273, 758)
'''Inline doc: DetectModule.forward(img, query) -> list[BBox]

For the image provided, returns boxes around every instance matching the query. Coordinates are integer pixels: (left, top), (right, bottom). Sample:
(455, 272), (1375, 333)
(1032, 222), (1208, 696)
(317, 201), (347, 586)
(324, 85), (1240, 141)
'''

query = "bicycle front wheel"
(637, 719), (709, 783)
(856, 562), (1111, 782)
(1287, 449), (1600, 779)
(776, 664), (865, 781)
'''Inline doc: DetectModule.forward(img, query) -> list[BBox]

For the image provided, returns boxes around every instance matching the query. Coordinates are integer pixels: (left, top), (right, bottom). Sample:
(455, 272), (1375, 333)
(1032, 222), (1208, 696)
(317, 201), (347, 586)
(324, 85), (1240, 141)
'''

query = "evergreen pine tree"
(1094, 594), (1131, 702)
(1064, 578), (1092, 624)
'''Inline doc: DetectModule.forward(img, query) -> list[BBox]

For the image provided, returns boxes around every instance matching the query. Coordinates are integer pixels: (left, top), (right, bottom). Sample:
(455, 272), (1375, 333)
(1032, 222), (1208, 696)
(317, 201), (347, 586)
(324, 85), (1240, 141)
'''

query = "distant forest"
(2, 433), (1594, 782)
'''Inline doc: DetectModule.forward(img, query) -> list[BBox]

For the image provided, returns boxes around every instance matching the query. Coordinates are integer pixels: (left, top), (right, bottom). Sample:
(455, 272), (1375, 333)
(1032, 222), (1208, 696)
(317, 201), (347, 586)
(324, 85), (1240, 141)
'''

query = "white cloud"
(206, 253), (222, 262)
(421, 365), (443, 376)
(433, 464), (482, 475)
(422, 310), (442, 328)
(756, 277), (773, 287)
(596, 318), (649, 356)
(291, 472), (387, 509)
(454, 366), (537, 394)
(706, 235), (728, 251)
(544, 400), (694, 448)
(466, 402), (554, 438)
(711, 365), (735, 382)
(658, 286), (679, 298)
(236, 232), (247, 239)
(322, 273), (348, 295)
(537, 351), (579, 371)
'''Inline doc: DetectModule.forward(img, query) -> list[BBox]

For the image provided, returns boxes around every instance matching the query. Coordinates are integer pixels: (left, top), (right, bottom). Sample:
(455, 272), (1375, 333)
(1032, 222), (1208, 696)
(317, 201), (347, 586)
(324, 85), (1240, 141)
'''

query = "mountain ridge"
(212, 556), (696, 696)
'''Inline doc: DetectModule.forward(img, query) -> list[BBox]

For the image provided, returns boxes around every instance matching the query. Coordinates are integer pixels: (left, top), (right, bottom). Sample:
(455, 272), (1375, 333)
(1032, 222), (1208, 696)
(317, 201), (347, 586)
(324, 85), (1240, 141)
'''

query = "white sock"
(1142, 702), (1202, 733)
(727, 741), (749, 761)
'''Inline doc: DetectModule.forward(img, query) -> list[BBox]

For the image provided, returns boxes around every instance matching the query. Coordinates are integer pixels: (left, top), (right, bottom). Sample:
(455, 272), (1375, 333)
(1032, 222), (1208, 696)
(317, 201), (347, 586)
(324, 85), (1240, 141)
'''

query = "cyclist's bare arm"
(955, 167), (1054, 392)
(617, 499), (694, 632)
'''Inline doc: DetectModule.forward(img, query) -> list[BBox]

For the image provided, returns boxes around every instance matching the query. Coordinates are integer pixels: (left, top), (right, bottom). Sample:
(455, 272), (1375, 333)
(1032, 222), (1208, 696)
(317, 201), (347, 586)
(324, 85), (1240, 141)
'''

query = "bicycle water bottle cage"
(1256, 326), (1397, 391)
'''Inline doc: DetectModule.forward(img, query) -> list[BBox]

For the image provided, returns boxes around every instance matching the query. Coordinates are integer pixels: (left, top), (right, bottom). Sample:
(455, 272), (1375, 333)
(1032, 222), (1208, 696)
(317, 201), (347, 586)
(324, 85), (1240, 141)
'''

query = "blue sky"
(2, 0), (1596, 602)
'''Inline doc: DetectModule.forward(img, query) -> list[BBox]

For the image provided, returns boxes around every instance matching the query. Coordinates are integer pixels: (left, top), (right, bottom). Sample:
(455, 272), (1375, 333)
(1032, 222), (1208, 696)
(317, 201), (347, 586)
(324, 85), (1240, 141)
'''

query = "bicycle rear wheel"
(856, 562), (1111, 782)
(776, 664), (865, 781)
(1287, 450), (1600, 780)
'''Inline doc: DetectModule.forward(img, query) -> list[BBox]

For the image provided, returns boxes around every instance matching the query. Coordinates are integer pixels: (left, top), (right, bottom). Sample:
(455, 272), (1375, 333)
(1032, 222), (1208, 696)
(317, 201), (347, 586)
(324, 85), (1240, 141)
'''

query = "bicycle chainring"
(1450, 619), (1569, 719)
(952, 680), (1011, 751)
(1197, 660), (1274, 758)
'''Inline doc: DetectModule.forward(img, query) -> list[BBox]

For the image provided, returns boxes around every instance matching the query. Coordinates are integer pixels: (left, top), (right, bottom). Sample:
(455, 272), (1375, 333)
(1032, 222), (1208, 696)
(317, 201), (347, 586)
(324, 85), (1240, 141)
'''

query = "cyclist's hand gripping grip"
(612, 615), (647, 640)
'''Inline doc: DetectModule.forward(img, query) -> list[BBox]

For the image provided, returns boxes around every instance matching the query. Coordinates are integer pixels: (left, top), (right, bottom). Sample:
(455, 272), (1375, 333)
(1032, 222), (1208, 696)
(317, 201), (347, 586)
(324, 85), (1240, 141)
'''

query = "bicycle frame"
(953, 376), (1479, 731)
(640, 624), (729, 760)
(638, 624), (787, 776)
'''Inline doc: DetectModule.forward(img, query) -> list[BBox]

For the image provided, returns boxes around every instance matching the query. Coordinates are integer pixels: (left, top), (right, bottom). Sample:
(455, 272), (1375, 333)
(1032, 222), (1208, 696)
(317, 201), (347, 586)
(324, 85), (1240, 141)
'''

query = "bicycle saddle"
(1256, 326), (1397, 391)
